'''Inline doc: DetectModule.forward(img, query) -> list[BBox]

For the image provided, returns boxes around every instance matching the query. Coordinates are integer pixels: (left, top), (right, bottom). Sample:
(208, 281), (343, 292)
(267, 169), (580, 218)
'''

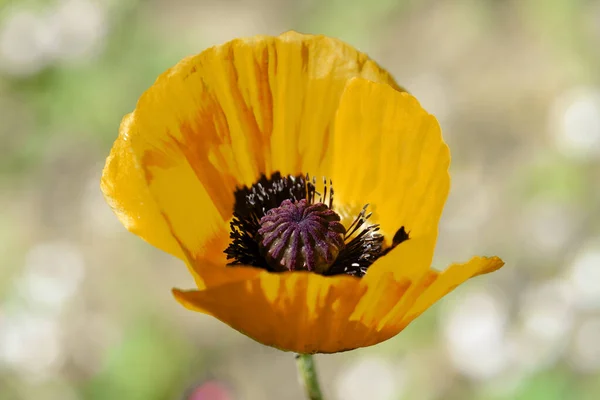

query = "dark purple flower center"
(257, 199), (346, 273)
(224, 172), (410, 278)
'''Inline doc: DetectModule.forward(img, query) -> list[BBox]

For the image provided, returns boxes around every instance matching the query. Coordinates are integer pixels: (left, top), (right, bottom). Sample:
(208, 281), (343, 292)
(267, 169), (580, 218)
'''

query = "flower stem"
(295, 353), (324, 400)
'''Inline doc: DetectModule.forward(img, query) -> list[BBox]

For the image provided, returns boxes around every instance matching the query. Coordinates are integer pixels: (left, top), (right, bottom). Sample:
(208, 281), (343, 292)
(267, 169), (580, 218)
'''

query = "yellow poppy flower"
(101, 31), (504, 354)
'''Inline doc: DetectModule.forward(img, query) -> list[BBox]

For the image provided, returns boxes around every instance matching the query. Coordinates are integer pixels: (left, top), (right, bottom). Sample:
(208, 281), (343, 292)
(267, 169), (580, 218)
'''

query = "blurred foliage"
(85, 320), (192, 400)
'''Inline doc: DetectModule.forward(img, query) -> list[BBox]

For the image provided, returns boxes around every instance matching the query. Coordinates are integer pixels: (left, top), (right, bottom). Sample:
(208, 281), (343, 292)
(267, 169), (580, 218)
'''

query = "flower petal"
(174, 241), (504, 353)
(329, 78), (450, 240)
(399, 256), (505, 327)
(173, 271), (370, 353)
(101, 113), (185, 259)
(365, 255), (504, 345)
(347, 227), (504, 347)
(349, 234), (439, 345)
(101, 32), (401, 269)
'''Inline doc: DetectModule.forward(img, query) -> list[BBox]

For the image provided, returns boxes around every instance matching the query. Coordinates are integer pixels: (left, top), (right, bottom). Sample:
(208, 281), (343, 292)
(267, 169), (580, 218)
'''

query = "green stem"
(295, 353), (324, 400)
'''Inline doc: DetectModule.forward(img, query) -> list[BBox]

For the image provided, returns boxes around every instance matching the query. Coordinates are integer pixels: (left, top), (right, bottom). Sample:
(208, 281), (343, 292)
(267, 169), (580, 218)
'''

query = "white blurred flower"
(567, 244), (600, 310)
(17, 241), (85, 314)
(513, 279), (574, 371)
(0, 312), (63, 380)
(47, 0), (107, 62)
(0, 0), (106, 77)
(335, 357), (406, 400)
(569, 317), (600, 373)
(520, 279), (574, 342)
(519, 199), (575, 255)
(0, 8), (53, 76)
(441, 290), (510, 381)
(550, 87), (600, 160)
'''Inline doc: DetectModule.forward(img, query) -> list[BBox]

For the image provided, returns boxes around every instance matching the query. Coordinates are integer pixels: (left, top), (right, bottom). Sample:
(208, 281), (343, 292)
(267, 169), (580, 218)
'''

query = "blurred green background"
(1, 0), (600, 399)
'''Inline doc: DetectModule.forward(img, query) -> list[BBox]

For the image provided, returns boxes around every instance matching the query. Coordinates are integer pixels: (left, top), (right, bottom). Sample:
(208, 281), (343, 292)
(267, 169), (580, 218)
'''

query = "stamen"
(224, 172), (410, 278)
(326, 204), (384, 277)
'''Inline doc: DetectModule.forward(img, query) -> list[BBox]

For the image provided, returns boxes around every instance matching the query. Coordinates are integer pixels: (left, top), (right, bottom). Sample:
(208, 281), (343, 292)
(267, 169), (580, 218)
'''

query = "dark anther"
(392, 226), (409, 246)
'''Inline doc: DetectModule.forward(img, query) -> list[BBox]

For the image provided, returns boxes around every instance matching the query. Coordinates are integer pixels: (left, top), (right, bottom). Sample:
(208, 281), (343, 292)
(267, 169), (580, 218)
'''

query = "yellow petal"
(399, 256), (505, 328)
(368, 255), (504, 345)
(329, 78), (450, 241)
(188, 261), (266, 289)
(173, 270), (369, 354)
(101, 32), (401, 272)
(349, 234), (439, 345)
(349, 229), (504, 347)
(174, 243), (504, 352)
(101, 114), (185, 260)
(174, 236), (436, 354)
